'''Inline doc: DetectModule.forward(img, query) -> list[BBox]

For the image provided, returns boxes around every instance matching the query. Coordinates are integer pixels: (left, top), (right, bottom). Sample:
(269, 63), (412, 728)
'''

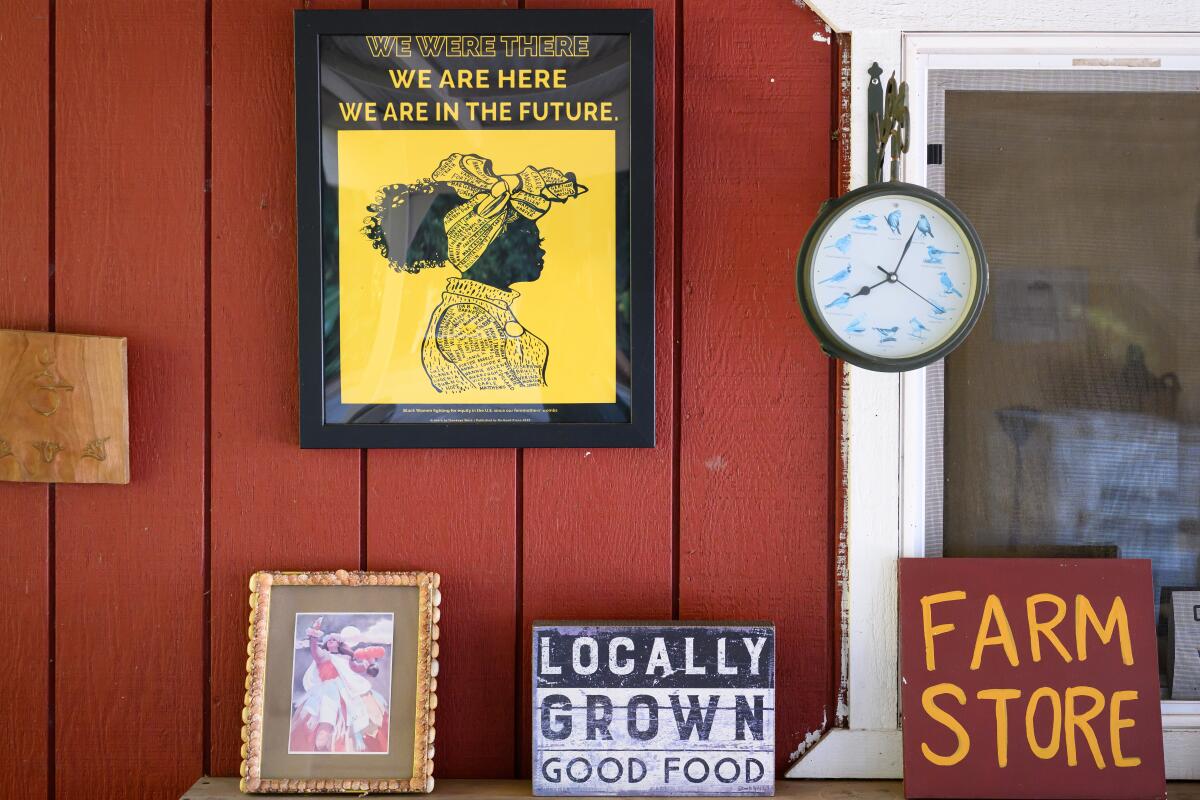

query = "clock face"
(799, 184), (986, 370)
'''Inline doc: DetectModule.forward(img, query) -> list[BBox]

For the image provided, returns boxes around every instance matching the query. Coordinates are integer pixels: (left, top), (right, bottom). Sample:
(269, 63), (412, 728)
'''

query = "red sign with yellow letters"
(899, 558), (1166, 799)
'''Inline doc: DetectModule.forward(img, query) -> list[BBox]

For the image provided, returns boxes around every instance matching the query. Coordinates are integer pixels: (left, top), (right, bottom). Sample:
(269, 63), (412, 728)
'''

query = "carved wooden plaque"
(0, 329), (129, 484)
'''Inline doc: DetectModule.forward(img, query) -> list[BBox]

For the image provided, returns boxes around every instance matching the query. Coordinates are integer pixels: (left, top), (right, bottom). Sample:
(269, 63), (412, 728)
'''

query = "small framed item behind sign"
(1167, 589), (1200, 700)
(241, 570), (440, 793)
(532, 622), (775, 796)
(295, 10), (655, 448)
(898, 558), (1166, 800)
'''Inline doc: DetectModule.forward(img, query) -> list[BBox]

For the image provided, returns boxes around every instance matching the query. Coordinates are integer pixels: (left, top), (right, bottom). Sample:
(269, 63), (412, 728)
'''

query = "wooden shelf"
(184, 778), (904, 799)
(184, 777), (1200, 799)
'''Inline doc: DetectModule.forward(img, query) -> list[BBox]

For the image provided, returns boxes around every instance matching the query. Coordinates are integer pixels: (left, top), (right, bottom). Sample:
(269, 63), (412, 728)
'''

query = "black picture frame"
(296, 9), (655, 448)
(795, 181), (988, 372)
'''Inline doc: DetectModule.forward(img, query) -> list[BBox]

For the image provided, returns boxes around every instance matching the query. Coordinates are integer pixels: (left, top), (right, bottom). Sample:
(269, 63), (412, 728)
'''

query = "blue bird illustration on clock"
(825, 293), (852, 310)
(851, 213), (877, 231)
(824, 233), (852, 255)
(939, 271), (963, 298)
(924, 246), (959, 265)
(886, 209), (902, 235)
(916, 214), (933, 238)
(819, 264), (853, 285)
(874, 326), (899, 344)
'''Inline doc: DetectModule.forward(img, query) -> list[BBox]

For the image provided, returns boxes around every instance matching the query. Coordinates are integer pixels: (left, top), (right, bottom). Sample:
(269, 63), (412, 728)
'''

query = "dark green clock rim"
(795, 181), (989, 372)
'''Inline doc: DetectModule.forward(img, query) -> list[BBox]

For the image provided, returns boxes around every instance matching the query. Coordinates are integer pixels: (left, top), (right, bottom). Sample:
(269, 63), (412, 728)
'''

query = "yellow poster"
(297, 20), (652, 448)
(337, 129), (616, 406)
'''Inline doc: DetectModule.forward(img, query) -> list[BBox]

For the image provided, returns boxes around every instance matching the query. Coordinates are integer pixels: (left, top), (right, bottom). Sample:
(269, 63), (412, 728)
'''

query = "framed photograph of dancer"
(295, 10), (655, 448)
(240, 570), (441, 794)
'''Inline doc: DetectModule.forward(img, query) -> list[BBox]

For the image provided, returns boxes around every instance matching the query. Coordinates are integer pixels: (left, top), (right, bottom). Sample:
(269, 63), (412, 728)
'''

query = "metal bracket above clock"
(867, 61), (910, 185)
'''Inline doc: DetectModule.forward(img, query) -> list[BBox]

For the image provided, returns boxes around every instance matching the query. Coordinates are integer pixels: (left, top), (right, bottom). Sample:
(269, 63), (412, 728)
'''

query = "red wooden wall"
(0, 1), (836, 797)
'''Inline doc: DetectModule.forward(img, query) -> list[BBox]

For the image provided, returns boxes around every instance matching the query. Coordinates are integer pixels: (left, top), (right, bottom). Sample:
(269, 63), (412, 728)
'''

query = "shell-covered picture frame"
(241, 570), (440, 793)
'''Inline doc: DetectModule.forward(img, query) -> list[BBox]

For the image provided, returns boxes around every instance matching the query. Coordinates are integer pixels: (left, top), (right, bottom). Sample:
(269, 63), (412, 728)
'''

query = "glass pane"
(939, 80), (1200, 700)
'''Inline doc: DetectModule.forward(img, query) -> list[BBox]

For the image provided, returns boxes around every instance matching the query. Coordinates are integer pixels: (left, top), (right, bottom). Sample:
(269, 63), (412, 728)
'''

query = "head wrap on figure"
(363, 153), (587, 273)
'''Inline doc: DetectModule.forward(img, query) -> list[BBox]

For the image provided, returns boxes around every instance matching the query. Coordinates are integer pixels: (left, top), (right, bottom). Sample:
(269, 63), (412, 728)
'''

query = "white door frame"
(785, 3), (1200, 779)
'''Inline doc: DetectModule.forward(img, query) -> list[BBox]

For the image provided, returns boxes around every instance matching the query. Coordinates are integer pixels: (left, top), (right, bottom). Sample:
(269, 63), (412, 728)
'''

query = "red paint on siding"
(679, 0), (836, 769)
(208, 0), (363, 778)
(53, 2), (207, 796)
(0, 3), (835, 791)
(0, 3), (50, 797)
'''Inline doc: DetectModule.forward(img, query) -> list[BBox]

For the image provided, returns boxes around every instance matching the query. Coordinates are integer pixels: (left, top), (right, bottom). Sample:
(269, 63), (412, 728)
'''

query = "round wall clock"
(796, 182), (988, 372)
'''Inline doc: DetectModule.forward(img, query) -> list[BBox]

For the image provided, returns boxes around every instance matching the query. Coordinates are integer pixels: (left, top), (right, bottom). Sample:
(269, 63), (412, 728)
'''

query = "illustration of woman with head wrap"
(363, 153), (587, 393)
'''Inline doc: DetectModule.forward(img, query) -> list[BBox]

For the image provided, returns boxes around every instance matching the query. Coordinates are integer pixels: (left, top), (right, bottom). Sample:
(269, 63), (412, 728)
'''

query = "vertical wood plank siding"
(679, 0), (836, 757)
(208, 0), (363, 777)
(0, 2), (834, 795)
(54, 2), (207, 797)
(0, 2), (51, 798)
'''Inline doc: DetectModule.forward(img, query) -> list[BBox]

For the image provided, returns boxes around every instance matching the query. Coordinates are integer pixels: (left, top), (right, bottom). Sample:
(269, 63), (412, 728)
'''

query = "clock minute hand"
(892, 226), (919, 275)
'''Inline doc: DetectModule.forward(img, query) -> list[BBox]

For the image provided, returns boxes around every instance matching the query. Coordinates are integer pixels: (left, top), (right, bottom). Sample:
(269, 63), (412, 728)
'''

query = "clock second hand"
(875, 265), (946, 312)
(899, 279), (947, 312)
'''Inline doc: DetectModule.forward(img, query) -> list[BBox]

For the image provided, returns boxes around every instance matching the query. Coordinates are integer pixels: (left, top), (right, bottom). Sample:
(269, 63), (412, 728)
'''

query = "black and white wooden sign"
(532, 623), (775, 796)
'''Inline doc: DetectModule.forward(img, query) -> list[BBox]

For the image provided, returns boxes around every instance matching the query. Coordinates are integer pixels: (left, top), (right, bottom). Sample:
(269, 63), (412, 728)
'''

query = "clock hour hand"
(846, 273), (891, 298)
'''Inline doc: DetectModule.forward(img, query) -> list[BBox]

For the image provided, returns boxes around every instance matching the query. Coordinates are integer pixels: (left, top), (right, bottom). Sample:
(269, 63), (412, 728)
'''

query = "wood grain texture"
(361, 0), (519, 779)
(517, 0), (677, 777)
(53, 1), (206, 797)
(0, 1), (50, 795)
(366, 447), (517, 777)
(0, 330), (130, 484)
(208, 0), (363, 776)
(678, 0), (835, 770)
(0, 0), (50, 334)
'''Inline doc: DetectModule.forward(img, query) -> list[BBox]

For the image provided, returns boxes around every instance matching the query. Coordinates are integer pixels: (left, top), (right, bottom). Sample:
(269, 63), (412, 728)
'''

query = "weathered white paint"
(843, 366), (900, 734)
(787, 729), (902, 778)
(807, 0), (1200, 187)
(793, 729), (1200, 780)
(788, 709), (828, 762)
(1164, 730), (1200, 780)
(805, 0), (1200, 36)
(786, 20), (1200, 779)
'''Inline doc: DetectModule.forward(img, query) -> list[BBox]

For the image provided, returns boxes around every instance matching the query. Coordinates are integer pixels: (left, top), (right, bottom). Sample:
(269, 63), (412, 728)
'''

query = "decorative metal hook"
(866, 62), (910, 184)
